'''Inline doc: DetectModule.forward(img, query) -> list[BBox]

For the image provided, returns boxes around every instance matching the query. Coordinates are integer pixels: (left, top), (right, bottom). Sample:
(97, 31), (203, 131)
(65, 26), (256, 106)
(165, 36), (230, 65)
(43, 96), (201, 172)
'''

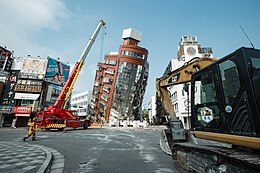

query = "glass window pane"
(251, 57), (260, 69)
(194, 71), (216, 105)
(219, 60), (241, 105)
(193, 71), (221, 129)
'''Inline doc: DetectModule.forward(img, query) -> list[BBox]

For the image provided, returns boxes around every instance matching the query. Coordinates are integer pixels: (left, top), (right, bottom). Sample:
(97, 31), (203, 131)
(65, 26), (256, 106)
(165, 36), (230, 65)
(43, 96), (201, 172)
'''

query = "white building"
(71, 90), (92, 117)
(166, 36), (214, 129)
(148, 96), (156, 124)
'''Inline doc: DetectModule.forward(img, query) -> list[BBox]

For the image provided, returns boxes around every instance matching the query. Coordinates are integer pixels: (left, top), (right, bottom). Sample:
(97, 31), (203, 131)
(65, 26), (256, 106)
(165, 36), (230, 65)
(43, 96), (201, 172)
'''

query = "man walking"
(23, 114), (37, 142)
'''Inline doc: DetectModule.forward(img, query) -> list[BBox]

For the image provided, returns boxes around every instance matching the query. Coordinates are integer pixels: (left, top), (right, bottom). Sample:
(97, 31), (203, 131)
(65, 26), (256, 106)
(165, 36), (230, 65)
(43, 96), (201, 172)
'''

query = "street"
(0, 126), (182, 173)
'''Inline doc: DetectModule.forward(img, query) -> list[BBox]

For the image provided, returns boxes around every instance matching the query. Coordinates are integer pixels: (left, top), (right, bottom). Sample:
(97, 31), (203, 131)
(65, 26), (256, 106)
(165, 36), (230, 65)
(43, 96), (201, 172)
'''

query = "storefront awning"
(15, 114), (30, 117)
(14, 93), (40, 100)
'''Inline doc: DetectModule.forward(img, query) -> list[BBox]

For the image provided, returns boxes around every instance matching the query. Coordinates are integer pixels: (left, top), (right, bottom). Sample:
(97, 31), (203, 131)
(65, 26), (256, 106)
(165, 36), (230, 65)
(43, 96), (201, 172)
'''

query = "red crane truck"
(35, 20), (106, 130)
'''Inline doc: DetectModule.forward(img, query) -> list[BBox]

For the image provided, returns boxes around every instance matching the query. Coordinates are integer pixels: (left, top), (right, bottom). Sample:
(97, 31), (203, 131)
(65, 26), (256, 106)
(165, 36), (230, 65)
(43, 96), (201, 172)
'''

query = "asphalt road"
(0, 126), (182, 173)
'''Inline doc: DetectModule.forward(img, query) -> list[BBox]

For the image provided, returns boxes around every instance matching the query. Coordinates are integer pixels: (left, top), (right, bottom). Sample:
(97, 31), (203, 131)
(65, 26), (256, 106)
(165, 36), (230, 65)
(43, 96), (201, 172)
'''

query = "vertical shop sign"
(1, 70), (19, 105)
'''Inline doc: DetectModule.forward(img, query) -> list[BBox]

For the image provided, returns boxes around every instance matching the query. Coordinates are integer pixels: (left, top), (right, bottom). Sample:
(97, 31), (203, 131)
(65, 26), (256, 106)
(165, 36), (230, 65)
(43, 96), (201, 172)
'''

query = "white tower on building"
(166, 36), (214, 129)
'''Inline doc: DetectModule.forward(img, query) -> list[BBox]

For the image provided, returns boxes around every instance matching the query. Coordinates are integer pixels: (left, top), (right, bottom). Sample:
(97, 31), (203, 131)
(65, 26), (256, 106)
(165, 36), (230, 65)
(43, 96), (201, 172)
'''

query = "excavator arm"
(156, 57), (217, 120)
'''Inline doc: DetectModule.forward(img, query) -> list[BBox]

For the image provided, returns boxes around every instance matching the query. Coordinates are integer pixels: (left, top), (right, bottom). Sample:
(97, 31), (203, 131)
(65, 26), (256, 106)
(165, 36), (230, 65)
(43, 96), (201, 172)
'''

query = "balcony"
(94, 81), (100, 87)
(102, 86), (110, 93)
(101, 94), (109, 102)
(105, 68), (115, 75)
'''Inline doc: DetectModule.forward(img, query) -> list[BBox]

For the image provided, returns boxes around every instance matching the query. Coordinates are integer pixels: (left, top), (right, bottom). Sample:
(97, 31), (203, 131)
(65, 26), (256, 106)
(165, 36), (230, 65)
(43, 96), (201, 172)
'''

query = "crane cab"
(190, 47), (260, 149)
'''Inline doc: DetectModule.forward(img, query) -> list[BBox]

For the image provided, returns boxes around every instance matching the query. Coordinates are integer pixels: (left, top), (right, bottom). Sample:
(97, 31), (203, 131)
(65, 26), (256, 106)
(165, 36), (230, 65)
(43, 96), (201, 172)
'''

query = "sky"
(0, 0), (260, 107)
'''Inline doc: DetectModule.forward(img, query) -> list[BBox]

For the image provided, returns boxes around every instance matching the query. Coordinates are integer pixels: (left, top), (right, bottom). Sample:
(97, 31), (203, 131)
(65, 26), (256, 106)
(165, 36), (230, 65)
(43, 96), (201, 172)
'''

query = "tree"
(141, 109), (149, 121)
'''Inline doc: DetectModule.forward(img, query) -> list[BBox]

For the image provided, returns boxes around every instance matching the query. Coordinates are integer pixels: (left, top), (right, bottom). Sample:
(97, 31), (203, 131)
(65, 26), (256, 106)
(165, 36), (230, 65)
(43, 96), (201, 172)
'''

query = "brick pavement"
(0, 141), (64, 173)
(0, 141), (52, 173)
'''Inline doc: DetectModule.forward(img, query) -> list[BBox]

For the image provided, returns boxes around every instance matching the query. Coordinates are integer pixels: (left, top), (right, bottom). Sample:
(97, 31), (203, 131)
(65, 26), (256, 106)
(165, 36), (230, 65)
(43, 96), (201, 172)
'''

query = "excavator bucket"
(160, 119), (186, 155)
(159, 128), (173, 155)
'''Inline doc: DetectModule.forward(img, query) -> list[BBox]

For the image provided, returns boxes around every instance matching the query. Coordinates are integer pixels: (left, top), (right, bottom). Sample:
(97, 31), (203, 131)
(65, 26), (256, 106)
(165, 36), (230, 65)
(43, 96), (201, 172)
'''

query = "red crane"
(36, 20), (106, 130)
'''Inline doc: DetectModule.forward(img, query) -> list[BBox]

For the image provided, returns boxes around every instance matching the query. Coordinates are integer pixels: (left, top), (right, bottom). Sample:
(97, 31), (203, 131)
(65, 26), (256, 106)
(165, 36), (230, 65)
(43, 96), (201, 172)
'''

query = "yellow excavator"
(156, 47), (260, 172)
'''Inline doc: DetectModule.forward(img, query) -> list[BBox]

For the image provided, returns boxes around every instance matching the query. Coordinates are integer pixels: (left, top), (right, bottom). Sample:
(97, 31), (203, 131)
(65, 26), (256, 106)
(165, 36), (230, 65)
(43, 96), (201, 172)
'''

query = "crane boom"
(35, 20), (106, 131)
(53, 20), (105, 109)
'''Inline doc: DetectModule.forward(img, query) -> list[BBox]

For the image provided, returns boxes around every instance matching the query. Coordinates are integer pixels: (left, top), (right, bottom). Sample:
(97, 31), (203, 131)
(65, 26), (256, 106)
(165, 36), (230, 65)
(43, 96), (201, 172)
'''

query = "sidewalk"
(0, 141), (64, 173)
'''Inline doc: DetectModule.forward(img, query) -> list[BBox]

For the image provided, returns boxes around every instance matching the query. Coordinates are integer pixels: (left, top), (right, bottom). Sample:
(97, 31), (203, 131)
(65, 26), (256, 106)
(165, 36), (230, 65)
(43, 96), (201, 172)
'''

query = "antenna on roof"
(239, 25), (255, 48)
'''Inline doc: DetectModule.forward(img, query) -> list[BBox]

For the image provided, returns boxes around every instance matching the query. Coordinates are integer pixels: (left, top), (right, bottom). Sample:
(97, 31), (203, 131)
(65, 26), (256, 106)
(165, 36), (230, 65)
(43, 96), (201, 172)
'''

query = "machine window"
(219, 60), (241, 105)
(251, 57), (260, 69)
(194, 71), (216, 105)
(194, 71), (221, 128)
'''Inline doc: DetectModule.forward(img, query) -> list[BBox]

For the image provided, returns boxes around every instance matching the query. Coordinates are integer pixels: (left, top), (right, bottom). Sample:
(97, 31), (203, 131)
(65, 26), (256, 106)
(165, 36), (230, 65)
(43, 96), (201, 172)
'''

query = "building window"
(103, 77), (113, 84)
(173, 103), (178, 111)
(105, 60), (117, 65)
(94, 89), (99, 95)
(184, 117), (187, 124)
(105, 68), (115, 75)
(103, 77), (109, 83)
(96, 74), (102, 79)
(173, 91), (177, 99)
(21, 100), (34, 106)
(99, 101), (107, 110)
(101, 94), (109, 102)
(97, 67), (103, 71)
(182, 89), (185, 96)
(102, 86), (110, 93)
(94, 81), (100, 87)
(121, 50), (146, 60)
(219, 60), (241, 105)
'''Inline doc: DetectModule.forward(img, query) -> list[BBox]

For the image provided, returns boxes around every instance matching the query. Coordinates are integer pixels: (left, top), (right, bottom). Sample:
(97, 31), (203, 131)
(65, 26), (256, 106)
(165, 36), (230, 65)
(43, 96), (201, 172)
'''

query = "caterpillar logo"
(169, 73), (180, 84)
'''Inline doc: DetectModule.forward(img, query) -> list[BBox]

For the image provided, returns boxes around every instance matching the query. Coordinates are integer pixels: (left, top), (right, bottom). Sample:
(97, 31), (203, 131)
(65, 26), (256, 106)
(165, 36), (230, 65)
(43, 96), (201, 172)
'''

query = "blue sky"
(1, 0), (260, 107)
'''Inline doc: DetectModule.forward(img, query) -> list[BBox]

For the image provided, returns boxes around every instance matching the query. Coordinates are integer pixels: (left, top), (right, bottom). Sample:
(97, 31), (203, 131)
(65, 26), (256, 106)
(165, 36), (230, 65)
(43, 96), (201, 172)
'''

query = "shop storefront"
(0, 105), (14, 127)
(12, 106), (32, 127)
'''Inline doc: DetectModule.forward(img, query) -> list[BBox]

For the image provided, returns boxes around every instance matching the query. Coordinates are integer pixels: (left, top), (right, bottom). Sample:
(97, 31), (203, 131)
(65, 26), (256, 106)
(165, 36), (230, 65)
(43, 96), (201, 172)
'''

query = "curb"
(34, 144), (53, 173)
(44, 146), (65, 173)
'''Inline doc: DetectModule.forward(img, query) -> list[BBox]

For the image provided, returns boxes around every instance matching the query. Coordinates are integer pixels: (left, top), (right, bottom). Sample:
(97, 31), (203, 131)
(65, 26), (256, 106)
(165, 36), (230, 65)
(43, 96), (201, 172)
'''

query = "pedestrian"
(100, 117), (105, 128)
(23, 114), (37, 142)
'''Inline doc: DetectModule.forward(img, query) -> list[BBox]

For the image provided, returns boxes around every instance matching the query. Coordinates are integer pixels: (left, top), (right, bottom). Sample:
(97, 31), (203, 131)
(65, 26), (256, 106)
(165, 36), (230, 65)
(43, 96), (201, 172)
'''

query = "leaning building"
(90, 28), (149, 125)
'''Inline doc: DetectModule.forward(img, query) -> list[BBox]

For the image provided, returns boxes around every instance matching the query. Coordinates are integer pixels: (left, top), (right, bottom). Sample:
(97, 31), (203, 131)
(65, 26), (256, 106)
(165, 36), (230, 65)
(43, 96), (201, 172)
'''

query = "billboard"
(45, 57), (70, 86)
(14, 93), (40, 100)
(14, 79), (43, 93)
(20, 58), (48, 79)
(11, 57), (24, 70)
(0, 46), (13, 71)
(0, 70), (9, 82)
(0, 105), (13, 113)
(13, 106), (32, 114)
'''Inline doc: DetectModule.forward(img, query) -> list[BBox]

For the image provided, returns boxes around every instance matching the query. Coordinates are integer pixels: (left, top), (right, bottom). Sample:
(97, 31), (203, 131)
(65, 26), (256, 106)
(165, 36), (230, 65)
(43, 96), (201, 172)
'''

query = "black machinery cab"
(191, 47), (260, 137)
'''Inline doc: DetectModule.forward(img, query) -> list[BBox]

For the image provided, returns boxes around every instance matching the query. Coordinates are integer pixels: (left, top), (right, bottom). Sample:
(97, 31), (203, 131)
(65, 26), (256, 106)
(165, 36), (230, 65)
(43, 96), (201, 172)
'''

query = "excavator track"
(173, 142), (260, 173)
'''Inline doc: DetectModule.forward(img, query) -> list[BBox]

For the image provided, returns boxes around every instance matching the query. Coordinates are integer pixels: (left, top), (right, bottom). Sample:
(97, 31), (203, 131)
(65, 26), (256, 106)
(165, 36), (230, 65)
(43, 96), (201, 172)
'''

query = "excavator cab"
(158, 47), (260, 172)
(190, 47), (260, 149)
